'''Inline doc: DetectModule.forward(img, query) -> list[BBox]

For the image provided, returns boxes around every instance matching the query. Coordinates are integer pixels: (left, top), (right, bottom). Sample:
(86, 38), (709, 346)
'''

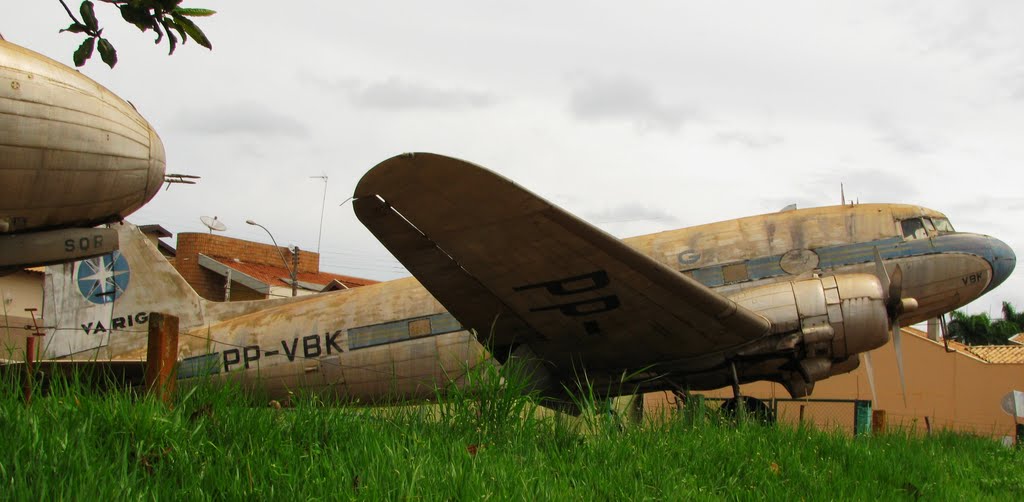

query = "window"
(931, 217), (955, 233)
(900, 218), (929, 240)
(408, 318), (431, 338)
(722, 263), (749, 284)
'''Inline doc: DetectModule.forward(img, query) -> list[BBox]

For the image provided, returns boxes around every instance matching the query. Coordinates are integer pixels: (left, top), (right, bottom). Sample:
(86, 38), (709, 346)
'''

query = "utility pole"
(246, 219), (300, 297)
(291, 246), (300, 297)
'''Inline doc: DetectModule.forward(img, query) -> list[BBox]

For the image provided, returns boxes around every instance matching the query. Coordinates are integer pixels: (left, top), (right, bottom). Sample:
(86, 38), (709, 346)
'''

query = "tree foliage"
(57, 0), (215, 68)
(946, 302), (1022, 346)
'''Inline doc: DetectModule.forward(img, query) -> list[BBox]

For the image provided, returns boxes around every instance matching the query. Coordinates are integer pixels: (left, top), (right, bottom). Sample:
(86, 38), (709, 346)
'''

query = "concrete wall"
(646, 328), (1024, 439)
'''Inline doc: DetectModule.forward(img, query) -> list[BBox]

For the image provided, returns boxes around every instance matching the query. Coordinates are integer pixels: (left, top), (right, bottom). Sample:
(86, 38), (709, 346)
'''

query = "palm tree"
(946, 302), (1021, 346)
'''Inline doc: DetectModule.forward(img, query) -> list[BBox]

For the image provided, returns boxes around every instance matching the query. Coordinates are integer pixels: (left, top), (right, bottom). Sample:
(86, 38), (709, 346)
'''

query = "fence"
(681, 395), (873, 435)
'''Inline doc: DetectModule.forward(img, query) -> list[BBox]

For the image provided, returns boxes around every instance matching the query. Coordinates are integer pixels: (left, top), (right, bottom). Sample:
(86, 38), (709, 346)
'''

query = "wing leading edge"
(353, 153), (770, 377)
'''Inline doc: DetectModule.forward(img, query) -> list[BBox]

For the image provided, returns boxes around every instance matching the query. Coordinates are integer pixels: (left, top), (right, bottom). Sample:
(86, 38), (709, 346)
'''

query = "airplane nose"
(984, 236), (1015, 293)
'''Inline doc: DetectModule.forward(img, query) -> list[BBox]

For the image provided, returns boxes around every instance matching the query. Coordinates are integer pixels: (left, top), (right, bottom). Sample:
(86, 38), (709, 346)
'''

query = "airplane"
(26, 153), (1015, 413)
(0, 39), (166, 275)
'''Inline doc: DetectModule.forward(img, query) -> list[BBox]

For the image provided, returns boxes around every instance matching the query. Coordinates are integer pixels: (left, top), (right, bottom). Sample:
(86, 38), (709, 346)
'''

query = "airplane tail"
(43, 222), (208, 359)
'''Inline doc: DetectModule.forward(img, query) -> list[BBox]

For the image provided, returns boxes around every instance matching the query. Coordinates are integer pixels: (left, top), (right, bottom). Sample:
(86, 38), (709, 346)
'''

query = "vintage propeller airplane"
(0, 39), (166, 275)
(28, 153), (1015, 413)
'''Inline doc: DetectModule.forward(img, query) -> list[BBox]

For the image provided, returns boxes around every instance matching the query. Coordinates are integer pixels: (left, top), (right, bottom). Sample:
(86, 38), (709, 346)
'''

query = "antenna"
(311, 175), (328, 254)
(200, 215), (227, 234)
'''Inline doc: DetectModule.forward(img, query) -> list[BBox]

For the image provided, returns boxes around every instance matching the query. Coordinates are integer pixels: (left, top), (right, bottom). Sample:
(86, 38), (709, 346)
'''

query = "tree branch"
(57, 0), (83, 25)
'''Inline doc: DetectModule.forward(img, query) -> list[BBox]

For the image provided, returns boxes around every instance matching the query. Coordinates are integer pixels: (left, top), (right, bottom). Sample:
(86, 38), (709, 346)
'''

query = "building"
(0, 267), (44, 360)
(645, 327), (1024, 440)
(172, 232), (376, 301)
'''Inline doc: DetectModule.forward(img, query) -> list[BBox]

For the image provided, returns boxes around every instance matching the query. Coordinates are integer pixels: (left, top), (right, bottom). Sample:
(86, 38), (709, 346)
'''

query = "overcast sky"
(8, 1), (1024, 317)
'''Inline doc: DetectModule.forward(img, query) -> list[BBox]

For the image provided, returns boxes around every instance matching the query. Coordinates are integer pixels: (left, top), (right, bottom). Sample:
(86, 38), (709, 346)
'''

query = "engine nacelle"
(729, 274), (890, 374)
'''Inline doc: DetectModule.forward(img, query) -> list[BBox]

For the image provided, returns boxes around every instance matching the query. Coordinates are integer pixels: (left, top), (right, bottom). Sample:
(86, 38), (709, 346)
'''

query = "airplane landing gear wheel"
(720, 396), (775, 424)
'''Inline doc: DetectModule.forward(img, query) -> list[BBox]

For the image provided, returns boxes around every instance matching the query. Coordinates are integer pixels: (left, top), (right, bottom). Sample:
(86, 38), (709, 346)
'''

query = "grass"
(0, 364), (1021, 500)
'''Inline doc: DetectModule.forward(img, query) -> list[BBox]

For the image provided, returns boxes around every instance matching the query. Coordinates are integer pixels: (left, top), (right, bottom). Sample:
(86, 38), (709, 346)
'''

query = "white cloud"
(568, 74), (699, 132)
(171, 102), (309, 138)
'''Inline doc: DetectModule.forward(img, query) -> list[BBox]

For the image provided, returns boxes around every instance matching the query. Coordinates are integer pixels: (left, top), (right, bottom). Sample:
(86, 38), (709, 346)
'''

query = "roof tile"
(206, 255), (377, 290)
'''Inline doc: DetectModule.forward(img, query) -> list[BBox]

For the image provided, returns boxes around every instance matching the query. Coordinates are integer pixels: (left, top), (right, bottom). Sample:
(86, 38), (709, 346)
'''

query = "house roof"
(1009, 333), (1024, 345)
(139, 224), (172, 238)
(958, 345), (1024, 364)
(903, 327), (1024, 364)
(203, 255), (377, 291)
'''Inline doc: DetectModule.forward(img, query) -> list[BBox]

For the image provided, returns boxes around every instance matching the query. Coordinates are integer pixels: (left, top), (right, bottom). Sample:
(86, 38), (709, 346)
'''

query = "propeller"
(861, 351), (878, 405)
(870, 247), (918, 406)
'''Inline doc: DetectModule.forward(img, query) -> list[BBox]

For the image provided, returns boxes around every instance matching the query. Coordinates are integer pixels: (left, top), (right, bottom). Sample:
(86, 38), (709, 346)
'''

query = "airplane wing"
(353, 153), (770, 378)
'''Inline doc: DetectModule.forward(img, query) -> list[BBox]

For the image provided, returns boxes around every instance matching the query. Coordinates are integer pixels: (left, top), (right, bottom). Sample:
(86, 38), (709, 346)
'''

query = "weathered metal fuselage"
(626, 203), (1012, 325)
(41, 202), (1014, 403)
(616, 203), (1014, 395)
(0, 40), (165, 272)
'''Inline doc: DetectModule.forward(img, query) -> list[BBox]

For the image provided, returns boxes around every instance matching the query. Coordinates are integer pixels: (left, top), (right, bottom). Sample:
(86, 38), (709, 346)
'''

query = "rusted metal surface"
(144, 313), (178, 403)
(872, 409), (887, 434)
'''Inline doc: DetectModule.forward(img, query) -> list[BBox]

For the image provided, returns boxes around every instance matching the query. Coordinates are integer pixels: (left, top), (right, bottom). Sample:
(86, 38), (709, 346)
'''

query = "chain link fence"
(675, 395), (873, 435)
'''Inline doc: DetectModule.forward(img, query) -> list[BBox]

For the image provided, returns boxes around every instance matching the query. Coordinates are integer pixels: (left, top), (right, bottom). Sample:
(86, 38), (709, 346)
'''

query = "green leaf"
(80, 1), (99, 32)
(166, 18), (188, 44)
(161, 19), (179, 55)
(173, 7), (217, 17)
(73, 36), (95, 67)
(97, 38), (117, 68)
(170, 13), (212, 49)
(60, 23), (89, 34)
(151, 18), (165, 45)
(119, 5), (156, 32)
(159, 0), (183, 11)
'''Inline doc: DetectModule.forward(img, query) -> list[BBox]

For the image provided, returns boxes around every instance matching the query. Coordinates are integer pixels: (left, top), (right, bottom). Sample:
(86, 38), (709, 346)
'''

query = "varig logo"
(76, 250), (130, 304)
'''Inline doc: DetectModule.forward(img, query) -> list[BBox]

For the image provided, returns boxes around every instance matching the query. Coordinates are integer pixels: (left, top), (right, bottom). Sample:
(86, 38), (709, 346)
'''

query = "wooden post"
(23, 335), (34, 404)
(145, 313), (179, 403)
(799, 404), (805, 424)
(872, 409), (887, 434)
(23, 307), (44, 405)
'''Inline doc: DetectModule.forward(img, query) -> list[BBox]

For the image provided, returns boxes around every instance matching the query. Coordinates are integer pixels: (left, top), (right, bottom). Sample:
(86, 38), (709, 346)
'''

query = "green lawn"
(1, 371), (1021, 500)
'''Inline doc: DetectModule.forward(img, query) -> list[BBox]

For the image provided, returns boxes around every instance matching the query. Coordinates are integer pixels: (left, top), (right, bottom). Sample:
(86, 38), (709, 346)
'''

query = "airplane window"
(900, 218), (928, 240)
(932, 217), (955, 233)
(922, 218), (935, 232)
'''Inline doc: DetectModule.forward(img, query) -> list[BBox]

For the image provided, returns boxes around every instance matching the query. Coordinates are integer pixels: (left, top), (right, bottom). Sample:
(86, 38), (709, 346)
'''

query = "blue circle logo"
(76, 250), (130, 304)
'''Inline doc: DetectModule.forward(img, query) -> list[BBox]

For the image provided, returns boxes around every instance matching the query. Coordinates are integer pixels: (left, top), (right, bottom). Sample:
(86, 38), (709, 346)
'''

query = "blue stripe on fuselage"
(685, 233), (995, 287)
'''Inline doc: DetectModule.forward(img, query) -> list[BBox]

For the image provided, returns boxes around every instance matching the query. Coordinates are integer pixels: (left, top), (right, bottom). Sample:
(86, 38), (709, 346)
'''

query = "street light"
(246, 219), (298, 297)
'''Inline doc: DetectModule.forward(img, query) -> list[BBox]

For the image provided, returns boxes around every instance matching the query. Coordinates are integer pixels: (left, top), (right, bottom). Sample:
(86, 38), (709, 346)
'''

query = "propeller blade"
(873, 247), (891, 292)
(893, 319), (908, 406)
(889, 264), (903, 310)
(861, 351), (879, 406)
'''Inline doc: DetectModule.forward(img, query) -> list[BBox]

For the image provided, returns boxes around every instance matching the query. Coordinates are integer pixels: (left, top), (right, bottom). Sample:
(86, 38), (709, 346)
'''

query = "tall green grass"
(0, 362), (1021, 500)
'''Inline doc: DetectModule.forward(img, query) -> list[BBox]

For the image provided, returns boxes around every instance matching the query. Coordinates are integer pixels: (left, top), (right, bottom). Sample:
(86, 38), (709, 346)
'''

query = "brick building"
(173, 232), (376, 301)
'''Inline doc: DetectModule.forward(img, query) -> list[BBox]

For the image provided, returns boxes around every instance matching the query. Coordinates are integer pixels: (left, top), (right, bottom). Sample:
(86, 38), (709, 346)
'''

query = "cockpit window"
(900, 218), (929, 240)
(931, 217), (955, 233)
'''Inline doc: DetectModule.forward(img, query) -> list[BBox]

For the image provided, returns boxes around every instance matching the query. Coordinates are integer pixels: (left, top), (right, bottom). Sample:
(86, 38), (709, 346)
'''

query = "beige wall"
(0, 270), (43, 360)
(647, 328), (1024, 439)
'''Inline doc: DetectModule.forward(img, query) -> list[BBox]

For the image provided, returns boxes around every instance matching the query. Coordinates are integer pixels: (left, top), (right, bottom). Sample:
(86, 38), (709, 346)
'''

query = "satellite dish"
(200, 216), (227, 233)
